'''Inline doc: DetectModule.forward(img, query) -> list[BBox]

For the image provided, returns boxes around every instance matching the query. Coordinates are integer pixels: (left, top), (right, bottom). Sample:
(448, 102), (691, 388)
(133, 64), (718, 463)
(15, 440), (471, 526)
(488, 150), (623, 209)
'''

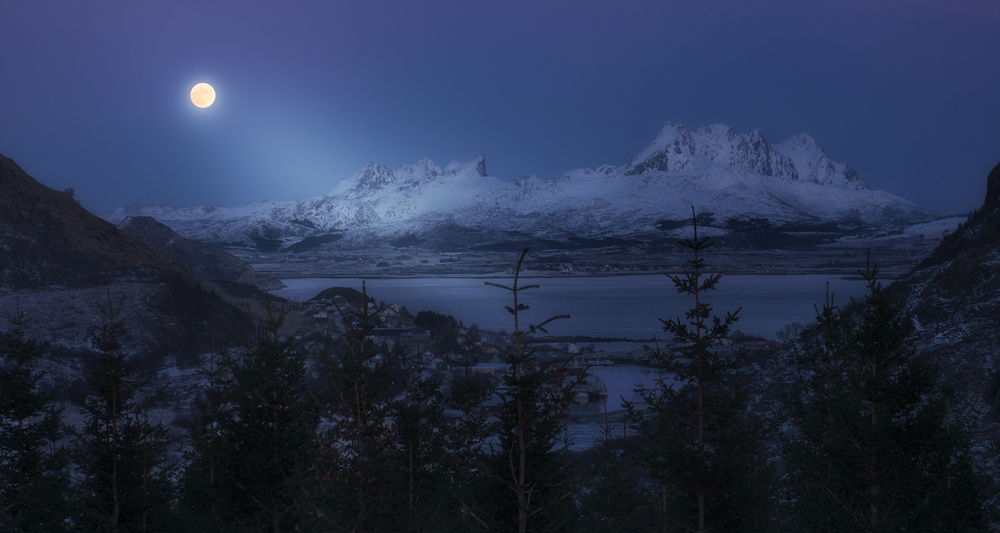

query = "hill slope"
(0, 154), (180, 290)
(889, 160), (1000, 424)
(759, 159), (1000, 441)
(0, 154), (273, 355)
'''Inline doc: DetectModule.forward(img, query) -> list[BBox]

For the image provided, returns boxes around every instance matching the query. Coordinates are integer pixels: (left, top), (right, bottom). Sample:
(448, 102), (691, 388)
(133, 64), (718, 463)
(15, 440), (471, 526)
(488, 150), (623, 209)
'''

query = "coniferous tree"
(212, 305), (317, 532)
(177, 333), (236, 530)
(303, 284), (484, 531)
(303, 283), (404, 531)
(441, 366), (495, 530)
(72, 292), (175, 532)
(0, 310), (70, 531)
(627, 208), (775, 532)
(391, 350), (454, 531)
(785, 257), (993, 531)
(484, 248), (579, 533)
(577, 416), (658, 531)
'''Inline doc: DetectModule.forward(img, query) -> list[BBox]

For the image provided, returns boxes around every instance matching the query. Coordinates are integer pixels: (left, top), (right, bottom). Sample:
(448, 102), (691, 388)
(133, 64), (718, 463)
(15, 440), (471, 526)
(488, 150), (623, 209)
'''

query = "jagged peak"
(728, 129), (798, 178)
(692, 123), (737, 143)
(778, 132), (823, 153)
(398, 158), (443, 179)
(688, 124), (736, 163)
(627, 122), (793, 177)
(626, 122), (697, 174)
(444, 155), (488, 177)
(740, 128), (768, 143)
(357, 163), (395, 186)
(330, 156), (490, 196)
(629, 123), (692, 160)
(774, 133), (866, 190)
(621, 123), (872, 187)
(654, 121), (690, 140)
(731, 129), (777, 161)
(327, 162), (396, 195)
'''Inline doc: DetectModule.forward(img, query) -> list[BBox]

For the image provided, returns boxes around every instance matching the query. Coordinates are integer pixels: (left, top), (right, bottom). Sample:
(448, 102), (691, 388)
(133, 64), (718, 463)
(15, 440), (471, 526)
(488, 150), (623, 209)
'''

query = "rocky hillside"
(889, 160), (1000, 424)
(760, 159), (1000, 439)
(103, 123), (936, 252)
(0, 154), (180, 290)
(0, 154), (278, 355)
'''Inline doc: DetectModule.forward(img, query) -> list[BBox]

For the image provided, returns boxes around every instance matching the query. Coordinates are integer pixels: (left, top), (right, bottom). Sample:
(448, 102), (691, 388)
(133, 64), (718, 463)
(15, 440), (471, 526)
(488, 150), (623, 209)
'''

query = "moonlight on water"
(190, 82), (216, 108)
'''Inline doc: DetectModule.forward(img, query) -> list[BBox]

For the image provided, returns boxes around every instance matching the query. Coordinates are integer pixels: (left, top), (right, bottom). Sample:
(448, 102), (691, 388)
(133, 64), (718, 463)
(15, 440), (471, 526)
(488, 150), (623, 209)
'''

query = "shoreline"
(262, 269), (873, 281)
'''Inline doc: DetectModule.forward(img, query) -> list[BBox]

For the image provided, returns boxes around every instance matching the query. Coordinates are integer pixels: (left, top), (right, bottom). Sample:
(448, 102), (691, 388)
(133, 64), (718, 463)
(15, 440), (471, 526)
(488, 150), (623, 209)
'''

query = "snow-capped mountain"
(102, 123), (936, 251)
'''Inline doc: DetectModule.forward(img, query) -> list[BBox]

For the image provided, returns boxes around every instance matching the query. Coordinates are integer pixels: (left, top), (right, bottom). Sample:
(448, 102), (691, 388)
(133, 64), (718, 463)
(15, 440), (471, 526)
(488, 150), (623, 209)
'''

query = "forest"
(1, 228), (996, 532)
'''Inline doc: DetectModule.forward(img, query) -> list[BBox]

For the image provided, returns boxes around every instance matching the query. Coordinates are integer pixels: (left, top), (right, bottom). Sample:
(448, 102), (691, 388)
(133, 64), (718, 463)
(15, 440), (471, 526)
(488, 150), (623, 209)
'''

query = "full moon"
(190, 83), (216, 108)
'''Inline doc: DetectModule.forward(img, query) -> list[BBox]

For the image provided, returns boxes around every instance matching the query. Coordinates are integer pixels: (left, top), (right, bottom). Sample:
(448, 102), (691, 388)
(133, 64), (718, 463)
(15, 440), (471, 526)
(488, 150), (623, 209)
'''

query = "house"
(368, 328), (410, 345)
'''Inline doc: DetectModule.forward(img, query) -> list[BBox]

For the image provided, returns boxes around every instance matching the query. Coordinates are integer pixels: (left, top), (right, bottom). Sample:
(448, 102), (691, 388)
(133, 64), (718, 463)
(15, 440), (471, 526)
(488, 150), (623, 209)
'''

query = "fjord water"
(275, 274), (868, 339)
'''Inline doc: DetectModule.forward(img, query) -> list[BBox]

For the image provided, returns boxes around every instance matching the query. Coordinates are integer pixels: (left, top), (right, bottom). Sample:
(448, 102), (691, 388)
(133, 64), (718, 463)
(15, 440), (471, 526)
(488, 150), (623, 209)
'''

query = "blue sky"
(1, 0), (998, 215)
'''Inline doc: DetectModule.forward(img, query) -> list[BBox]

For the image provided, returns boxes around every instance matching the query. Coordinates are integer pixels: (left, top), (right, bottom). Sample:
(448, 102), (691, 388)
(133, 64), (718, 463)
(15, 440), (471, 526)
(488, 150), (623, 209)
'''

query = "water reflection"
(276, 274), (866, 339)
(583, 365), (673, 410)
(564, 365), (676, 451)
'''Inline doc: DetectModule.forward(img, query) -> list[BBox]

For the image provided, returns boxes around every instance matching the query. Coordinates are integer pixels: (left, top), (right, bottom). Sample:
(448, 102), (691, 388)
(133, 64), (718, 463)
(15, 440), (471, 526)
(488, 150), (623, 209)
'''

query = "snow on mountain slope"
(774, 133), (865, 190)
(102, 123), (936, 249)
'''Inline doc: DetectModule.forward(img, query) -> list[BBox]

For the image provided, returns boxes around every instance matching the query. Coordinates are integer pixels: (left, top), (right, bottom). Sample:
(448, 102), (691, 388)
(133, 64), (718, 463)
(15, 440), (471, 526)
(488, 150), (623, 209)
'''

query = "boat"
(588, 376), (608, 400)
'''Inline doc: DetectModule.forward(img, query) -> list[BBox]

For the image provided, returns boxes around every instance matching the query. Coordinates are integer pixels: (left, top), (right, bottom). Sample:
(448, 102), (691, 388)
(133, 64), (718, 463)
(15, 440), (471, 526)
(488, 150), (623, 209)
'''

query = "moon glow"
(190, 83), (216, 108)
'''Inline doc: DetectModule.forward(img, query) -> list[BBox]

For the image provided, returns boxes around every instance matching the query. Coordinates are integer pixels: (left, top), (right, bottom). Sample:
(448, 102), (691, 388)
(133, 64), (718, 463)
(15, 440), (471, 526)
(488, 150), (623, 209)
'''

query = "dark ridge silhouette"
(0, 153), (276, 355)
(0, 154), (180, 290)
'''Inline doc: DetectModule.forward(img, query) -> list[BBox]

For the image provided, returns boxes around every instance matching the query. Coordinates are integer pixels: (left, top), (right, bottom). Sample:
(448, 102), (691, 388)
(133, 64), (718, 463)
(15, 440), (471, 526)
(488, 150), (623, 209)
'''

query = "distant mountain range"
(103, 123), (937, 252)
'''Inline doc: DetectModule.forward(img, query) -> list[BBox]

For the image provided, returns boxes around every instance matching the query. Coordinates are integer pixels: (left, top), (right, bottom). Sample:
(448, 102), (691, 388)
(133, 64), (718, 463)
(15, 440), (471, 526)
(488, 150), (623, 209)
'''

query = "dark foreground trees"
(484, 248), (580, 533)
(785, 257), (994, 531)
(628, 209), (776, 532)
(72, 293), (175, 531)
(5, 244), (1000, 531)
(0, 311), (70, 531)
(180, 305), (317, 532)
(302, 285), (408, 531)
(178, 332), (235, 531)
(301, 283), (472, 531)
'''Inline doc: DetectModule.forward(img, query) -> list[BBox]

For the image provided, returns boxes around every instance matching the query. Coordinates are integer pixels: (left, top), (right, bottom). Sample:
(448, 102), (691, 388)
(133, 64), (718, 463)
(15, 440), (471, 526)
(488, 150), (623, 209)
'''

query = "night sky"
(2, 0), (998, 216)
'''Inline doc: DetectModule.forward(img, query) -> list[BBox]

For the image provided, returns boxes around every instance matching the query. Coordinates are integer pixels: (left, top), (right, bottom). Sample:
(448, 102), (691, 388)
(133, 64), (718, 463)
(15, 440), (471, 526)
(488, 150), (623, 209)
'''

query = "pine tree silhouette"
(627, 208), (775, 532)
(72, 292), (175, 531)
(785, 255), (994, 531)
(485, 248), (580, 532)
(0, 309), (71, 531)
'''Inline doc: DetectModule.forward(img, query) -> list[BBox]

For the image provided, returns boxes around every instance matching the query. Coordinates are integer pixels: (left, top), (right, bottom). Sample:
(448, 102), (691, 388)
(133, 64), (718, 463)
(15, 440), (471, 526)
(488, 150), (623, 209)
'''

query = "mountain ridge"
(0, 153), (181, 290)
(102, 123), (936, 252)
